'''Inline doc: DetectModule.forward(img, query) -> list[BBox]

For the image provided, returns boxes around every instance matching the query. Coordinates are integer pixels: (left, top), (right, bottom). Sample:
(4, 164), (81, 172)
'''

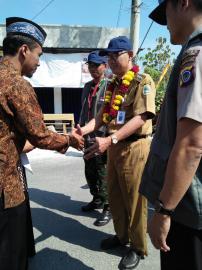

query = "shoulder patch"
(136, 74), (143, 83)
(179, 65), (195, 88)
(143, 85), (151, 95)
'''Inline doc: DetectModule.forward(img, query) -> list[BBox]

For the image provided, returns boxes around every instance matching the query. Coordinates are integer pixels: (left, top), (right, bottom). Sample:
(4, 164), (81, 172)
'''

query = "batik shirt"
(0, 58), (69, 208)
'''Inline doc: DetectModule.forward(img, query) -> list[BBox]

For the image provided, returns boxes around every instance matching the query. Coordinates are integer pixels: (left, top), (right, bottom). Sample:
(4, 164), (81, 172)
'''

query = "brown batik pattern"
(0, 58), (69, 208)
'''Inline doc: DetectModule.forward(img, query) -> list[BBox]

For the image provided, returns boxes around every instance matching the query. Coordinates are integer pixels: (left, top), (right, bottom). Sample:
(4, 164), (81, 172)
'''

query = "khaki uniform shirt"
(108, 73), (156, 134)
(0, 59), (69, 208)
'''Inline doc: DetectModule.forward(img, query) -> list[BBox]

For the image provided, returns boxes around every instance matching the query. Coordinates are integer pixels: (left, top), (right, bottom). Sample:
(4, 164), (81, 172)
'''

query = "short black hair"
(192, 0), (202, 10)
(169, 0), (178, 5)
(3, 34), (39, 56)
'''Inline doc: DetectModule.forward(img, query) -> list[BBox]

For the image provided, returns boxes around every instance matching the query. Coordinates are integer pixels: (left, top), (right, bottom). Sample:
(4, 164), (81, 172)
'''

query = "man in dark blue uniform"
(140, 1), (202, 269)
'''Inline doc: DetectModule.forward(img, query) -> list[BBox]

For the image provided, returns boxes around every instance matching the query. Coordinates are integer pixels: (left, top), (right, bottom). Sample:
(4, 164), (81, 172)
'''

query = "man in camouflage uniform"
(79, 51), (111, 226)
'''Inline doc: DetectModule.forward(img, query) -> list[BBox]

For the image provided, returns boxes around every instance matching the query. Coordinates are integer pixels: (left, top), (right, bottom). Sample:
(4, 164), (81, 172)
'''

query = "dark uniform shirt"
(0, 59), (69, 208)
(140, 29), (202, 229)
(80, 78), (107, 138)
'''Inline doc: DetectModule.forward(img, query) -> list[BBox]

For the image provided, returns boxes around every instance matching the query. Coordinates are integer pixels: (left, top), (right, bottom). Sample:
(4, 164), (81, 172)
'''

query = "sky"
(0, 0), (181, 56)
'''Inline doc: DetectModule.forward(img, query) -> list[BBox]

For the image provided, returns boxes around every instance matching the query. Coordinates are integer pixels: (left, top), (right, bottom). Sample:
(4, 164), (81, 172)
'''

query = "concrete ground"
(26, 148), (160, 270)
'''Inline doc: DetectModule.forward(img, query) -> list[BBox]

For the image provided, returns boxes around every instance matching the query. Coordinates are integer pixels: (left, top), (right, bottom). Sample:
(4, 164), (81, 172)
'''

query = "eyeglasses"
(108, 51), (128, 61)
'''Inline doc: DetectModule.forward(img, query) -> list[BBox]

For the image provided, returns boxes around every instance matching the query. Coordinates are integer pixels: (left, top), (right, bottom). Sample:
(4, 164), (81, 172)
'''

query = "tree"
(138, 37), (175, 113)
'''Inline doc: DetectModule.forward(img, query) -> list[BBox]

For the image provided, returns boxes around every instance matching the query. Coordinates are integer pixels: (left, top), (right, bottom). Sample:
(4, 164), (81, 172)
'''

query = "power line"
(137, 21), (154, 55)
(116, 0), (124, 27)
(32, 0), (56, 20)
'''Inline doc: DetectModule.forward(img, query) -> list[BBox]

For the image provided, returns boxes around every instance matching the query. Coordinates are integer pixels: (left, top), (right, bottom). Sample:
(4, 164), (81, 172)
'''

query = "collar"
(0, 57), (21, 75)
(188, 27), (202, 42)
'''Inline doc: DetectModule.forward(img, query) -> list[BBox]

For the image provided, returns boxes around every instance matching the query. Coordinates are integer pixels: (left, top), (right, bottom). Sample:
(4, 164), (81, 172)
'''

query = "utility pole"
(130, 0), (141, 55)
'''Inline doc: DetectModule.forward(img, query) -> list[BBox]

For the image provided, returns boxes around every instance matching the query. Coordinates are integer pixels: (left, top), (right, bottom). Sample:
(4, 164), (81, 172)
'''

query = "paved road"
(26, 148), (160, 270)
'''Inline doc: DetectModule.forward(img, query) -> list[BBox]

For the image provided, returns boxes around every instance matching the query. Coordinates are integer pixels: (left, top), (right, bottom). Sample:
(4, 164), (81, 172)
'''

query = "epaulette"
(136, 73), (143, 83)
(188, 33), (202, 44)
(136, 73), (153, 85)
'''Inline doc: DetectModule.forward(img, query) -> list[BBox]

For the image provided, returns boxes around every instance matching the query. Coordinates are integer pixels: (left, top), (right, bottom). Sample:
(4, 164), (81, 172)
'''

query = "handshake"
(68, 124), (84, 151)
(69, 124), (112, 159)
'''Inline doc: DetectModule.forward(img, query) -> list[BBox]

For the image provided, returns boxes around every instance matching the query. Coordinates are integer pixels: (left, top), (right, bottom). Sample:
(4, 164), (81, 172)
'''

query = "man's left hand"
(148, 212), (171, 252)
(84, 136), (111, 159)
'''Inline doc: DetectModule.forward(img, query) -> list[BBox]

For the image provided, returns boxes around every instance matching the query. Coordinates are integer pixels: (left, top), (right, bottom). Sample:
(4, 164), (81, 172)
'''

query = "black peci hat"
(6, 17), (47, 46)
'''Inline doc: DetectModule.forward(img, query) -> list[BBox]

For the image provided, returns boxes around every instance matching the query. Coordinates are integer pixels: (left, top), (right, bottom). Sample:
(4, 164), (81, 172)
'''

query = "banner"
(27, 53), (92, 88)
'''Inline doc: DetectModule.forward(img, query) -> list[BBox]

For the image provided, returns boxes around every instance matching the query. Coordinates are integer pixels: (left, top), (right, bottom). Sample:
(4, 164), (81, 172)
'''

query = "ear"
(19, 44), (29, 58)
(179, 0), (189, 11)
(128, 51), (134, 59)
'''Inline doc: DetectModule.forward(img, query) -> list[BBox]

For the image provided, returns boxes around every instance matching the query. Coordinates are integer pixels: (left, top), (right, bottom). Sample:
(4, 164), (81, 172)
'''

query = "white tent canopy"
(27, 53), (92, 88)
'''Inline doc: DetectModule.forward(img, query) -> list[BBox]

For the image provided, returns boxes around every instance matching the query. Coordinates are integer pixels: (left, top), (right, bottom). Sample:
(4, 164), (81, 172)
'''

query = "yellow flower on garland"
(122, 80), (130, 86)
(104, 98), (110, 104)
(114, 99), (121, 105)
(115, 95), (123, 101)
(112, 104), (119, 111)
(103, 113), (111, 124)
(127, 71), (135, 77)
(123, 74), (134, 81)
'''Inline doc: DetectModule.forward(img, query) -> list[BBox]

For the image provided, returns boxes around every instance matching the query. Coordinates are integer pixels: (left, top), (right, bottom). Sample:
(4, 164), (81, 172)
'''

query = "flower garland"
(103, 65), (140, 124)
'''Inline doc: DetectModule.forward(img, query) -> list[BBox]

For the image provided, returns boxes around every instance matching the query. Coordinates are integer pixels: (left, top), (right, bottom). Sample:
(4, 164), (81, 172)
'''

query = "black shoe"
(81, 199), (103, 212)
(100, 235), (123, 250)
(94, 205), (111, 226)
(119, 249), (140, 269)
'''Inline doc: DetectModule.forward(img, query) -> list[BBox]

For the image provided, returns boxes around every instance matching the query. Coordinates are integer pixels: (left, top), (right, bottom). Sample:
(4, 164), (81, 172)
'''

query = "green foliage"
(139, 37), (175, 114)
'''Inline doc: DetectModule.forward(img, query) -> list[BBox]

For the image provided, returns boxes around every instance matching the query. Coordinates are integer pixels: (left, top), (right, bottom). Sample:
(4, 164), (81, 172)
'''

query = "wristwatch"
(154, 199), (175, 216)
(111, 134), (118, 144)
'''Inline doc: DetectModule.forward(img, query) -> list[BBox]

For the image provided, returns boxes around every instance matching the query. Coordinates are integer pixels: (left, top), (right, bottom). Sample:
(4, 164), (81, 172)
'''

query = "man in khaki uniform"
(77, 36), (156, 270)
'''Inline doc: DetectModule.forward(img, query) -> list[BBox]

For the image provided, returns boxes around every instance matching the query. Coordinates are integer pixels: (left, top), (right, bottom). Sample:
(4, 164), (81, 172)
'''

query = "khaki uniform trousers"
(107, 138), (150, 256)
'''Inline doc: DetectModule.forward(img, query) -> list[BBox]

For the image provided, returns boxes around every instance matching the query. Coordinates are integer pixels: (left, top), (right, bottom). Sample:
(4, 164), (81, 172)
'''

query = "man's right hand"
(73, 124), (83, 136)
(69, 127), (84, 150)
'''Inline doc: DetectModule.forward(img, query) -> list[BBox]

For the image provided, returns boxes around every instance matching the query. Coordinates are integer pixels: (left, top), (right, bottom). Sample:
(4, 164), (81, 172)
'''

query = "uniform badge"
(143, 85), (151, 95)
(117, 111), (125, 124)
(179, 65), (195, 87)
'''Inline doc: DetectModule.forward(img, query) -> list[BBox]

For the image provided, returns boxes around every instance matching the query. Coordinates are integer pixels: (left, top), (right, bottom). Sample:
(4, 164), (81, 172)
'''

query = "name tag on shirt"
(117, 111), (125, 124)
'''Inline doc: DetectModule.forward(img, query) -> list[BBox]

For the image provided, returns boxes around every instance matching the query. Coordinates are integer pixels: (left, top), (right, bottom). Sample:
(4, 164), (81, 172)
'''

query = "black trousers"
(0, 199), (28, 270)
(161, 220), (202, 270)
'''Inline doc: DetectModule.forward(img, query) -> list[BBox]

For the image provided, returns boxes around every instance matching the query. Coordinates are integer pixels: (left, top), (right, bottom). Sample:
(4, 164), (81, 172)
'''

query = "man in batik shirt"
(0, 17), (83, 270)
